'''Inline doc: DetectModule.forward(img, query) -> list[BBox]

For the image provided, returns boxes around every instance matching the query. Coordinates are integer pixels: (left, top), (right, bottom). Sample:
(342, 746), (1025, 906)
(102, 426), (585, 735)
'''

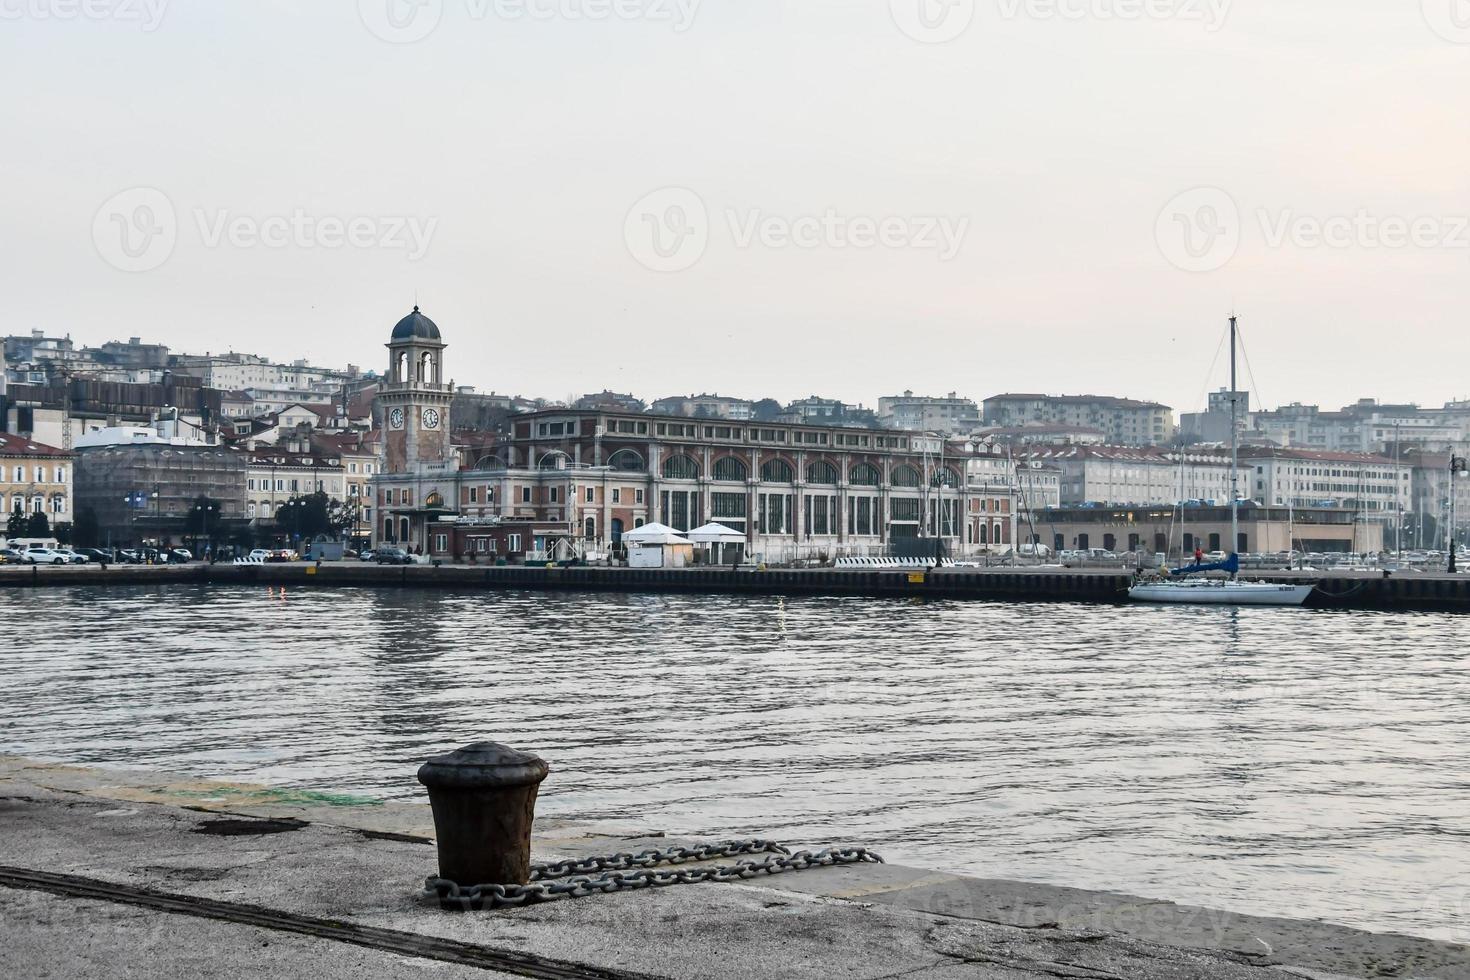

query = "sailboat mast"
(1230, 315), (1239, 563)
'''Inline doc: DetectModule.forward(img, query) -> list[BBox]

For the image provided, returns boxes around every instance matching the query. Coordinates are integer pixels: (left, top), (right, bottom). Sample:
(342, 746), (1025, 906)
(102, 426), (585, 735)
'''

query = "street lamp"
(1450, 456), (1467, 574)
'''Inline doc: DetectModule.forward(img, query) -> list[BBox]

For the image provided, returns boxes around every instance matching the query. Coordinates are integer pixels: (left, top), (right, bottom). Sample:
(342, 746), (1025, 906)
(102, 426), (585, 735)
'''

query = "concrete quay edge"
(1, 756), (1464, 979)
(3, 561), (1469, 610)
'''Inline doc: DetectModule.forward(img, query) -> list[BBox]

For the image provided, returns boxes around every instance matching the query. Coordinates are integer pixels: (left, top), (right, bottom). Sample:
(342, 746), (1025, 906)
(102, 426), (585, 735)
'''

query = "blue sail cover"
(1171, 553), (1240, 577)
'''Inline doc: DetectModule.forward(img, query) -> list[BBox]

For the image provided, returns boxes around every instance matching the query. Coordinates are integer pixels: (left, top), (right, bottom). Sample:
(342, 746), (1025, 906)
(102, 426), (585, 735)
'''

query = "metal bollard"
(417, 742), (550, 886)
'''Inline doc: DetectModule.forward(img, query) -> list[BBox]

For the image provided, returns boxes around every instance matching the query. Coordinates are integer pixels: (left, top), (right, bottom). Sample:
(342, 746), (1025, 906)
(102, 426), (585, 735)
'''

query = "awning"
(686, 522), (746, 543)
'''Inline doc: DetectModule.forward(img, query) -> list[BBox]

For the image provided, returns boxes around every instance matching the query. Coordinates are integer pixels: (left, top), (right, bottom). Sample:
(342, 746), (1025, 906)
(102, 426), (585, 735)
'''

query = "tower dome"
(391, 306), (442, 342)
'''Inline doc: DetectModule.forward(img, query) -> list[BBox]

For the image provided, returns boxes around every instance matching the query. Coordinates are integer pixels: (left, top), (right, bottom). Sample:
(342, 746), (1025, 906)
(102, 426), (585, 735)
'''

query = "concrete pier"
(3, 562), (1469, 611)
(2, 757), (1465, 979)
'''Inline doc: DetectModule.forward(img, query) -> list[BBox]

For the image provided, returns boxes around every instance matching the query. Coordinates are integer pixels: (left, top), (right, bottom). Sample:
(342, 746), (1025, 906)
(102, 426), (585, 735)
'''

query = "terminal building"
(369, 310), (1018, 563)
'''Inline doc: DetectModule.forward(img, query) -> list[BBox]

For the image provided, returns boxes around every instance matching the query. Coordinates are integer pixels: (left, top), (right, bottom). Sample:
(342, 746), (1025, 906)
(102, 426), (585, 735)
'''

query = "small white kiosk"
(621, 523), (695, 569)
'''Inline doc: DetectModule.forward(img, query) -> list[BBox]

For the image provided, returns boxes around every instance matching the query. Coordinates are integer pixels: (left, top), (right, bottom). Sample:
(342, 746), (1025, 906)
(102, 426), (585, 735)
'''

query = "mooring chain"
(528, 839), (791, 880)
(425, 840), (885, 911)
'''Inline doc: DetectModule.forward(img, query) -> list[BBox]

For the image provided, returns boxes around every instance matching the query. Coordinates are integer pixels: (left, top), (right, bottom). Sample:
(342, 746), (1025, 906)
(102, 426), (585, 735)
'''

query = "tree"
(751, 398), (784, 421)
(275, 491), (351, 542)
(184, 495), (222, 551)
(72, 507), (100, 549)
(26, 512), (50, 538)
(6, 508), (27, 541)
(54, 522), (73, 546)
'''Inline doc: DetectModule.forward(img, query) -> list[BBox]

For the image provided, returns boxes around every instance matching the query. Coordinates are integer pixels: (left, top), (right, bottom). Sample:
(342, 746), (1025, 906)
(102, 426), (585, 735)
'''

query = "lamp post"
(1450, 456), (1467, 574)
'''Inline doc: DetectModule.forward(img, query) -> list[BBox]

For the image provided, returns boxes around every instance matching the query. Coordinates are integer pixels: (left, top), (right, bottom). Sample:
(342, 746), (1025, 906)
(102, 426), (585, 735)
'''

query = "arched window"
(396, 352), (408, 383)
(425, 491), (444, 508)
(760, 458), (794, 483)
(932, 466), (960, 488)
(712, 456), (747, 482)
(539, 451), (570, 470)
(979, 524), (989, 545)
(475, 455), (508, 472)
(608, 449), (646, 472)
(420, 352), (433, 382)
(806, 460), (838, 485)
(384, 518), (394, 541)
(584, 517), (596, 539)
(849, 462), (881, 486)
(662, 455), (699, 480)
(891, 464), (921, 487)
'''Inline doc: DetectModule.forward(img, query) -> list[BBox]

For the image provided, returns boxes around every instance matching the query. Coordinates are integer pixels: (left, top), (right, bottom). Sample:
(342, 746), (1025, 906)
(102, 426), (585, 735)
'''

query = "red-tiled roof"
(0, 433), (72, 457)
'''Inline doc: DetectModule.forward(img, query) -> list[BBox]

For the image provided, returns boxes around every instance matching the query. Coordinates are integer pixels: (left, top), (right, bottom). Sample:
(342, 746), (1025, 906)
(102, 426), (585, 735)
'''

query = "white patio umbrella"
(685, 522), (746, 544)
(620, 522), (691, 545)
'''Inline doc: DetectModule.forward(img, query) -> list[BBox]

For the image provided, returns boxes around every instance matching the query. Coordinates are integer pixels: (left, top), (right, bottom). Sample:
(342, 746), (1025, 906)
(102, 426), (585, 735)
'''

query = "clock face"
(422, 408), (441, 430)
(389, 408), (405, 430)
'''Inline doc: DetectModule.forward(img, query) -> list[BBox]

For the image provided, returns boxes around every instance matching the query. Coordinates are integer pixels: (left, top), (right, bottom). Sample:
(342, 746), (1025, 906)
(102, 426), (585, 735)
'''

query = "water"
(2, 585), (1467, 943)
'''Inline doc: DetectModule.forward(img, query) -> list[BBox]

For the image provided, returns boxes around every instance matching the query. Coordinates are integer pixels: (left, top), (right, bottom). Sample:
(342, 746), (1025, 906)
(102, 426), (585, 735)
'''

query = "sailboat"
(1129, 316), (1314, 607)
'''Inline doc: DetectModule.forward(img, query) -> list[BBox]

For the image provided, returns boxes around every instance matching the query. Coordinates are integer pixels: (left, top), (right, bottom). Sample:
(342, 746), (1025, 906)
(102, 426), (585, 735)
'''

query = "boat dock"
(4, 562), (1469, 611)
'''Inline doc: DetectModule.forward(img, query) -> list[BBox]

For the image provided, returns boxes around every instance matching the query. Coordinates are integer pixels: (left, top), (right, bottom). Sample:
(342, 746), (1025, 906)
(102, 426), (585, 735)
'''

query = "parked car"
(24, 547), (70, 565)
(358, 550), (376, 562)
(270, 549), (299, 563)
(246, 549), (271, 562)
(77, 548), (115, 563)
(54, 548), (91, 564)
(374, 547), (412, 565)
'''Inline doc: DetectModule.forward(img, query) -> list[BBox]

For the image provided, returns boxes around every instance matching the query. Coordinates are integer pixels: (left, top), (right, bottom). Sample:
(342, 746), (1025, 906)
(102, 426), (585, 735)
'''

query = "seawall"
(3, 562), (1468, 610)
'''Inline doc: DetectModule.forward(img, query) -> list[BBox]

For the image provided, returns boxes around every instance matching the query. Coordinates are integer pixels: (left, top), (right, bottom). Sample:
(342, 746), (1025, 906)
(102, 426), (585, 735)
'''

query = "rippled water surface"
(3, 585), (1467, 942)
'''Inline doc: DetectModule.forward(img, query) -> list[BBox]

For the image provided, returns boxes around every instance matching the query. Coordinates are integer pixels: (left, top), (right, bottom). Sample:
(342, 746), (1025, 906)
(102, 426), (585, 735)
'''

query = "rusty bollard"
(417, 742), (550, 886)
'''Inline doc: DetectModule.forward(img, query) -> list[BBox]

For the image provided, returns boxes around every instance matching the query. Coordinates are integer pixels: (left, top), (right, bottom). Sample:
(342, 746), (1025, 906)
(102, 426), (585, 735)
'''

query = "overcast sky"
(3, 1), (1468, 415)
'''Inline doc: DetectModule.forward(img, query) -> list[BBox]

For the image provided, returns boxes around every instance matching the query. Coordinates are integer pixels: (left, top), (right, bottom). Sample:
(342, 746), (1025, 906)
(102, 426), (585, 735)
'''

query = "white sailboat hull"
(1128, 580), (1314, 606)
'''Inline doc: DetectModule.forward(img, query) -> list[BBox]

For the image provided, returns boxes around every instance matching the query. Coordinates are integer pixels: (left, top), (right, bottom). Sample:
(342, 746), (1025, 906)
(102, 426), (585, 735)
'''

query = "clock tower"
(380, 306), (455, 474)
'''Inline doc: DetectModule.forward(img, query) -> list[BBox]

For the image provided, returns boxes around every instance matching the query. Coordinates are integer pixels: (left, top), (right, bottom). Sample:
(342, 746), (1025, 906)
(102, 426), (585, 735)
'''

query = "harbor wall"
(3, 562), (1469, 610)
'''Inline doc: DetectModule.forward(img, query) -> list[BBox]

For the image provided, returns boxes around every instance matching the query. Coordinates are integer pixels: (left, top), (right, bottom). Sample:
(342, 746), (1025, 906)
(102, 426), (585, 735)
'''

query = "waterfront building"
(1014, 444), (1233, 507)
(1239, 447), (1411, 524)
(369, 312), (1006, 562)
(1032, 503), (1380, 556)
(0, 433), (72, 526)
(72, 426), (246, 547)
(976, 423), (1107, 446)
(574, 391), (646, 413)
(878, 391), (982, 434)
(243, 443), (346, 529)
(983, 393), (1174, 446)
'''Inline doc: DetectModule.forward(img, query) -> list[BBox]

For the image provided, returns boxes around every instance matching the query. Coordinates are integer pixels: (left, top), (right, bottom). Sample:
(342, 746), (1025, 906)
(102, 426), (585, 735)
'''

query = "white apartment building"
(879, 391), (982, 434)
(1240, 447), (1411, 521)
(983, 394), (1175, 446)
(244, 448), (345, 524)
(1015, 445), (1233, 506)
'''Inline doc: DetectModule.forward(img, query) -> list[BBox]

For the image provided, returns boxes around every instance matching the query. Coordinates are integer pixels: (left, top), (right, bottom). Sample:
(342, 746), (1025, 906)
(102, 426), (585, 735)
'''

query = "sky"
(3, 0), (1468, 416)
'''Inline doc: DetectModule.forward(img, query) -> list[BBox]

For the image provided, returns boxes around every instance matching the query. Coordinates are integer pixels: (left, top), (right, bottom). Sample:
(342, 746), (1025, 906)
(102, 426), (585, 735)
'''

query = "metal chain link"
(425, 840), (885, 911)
